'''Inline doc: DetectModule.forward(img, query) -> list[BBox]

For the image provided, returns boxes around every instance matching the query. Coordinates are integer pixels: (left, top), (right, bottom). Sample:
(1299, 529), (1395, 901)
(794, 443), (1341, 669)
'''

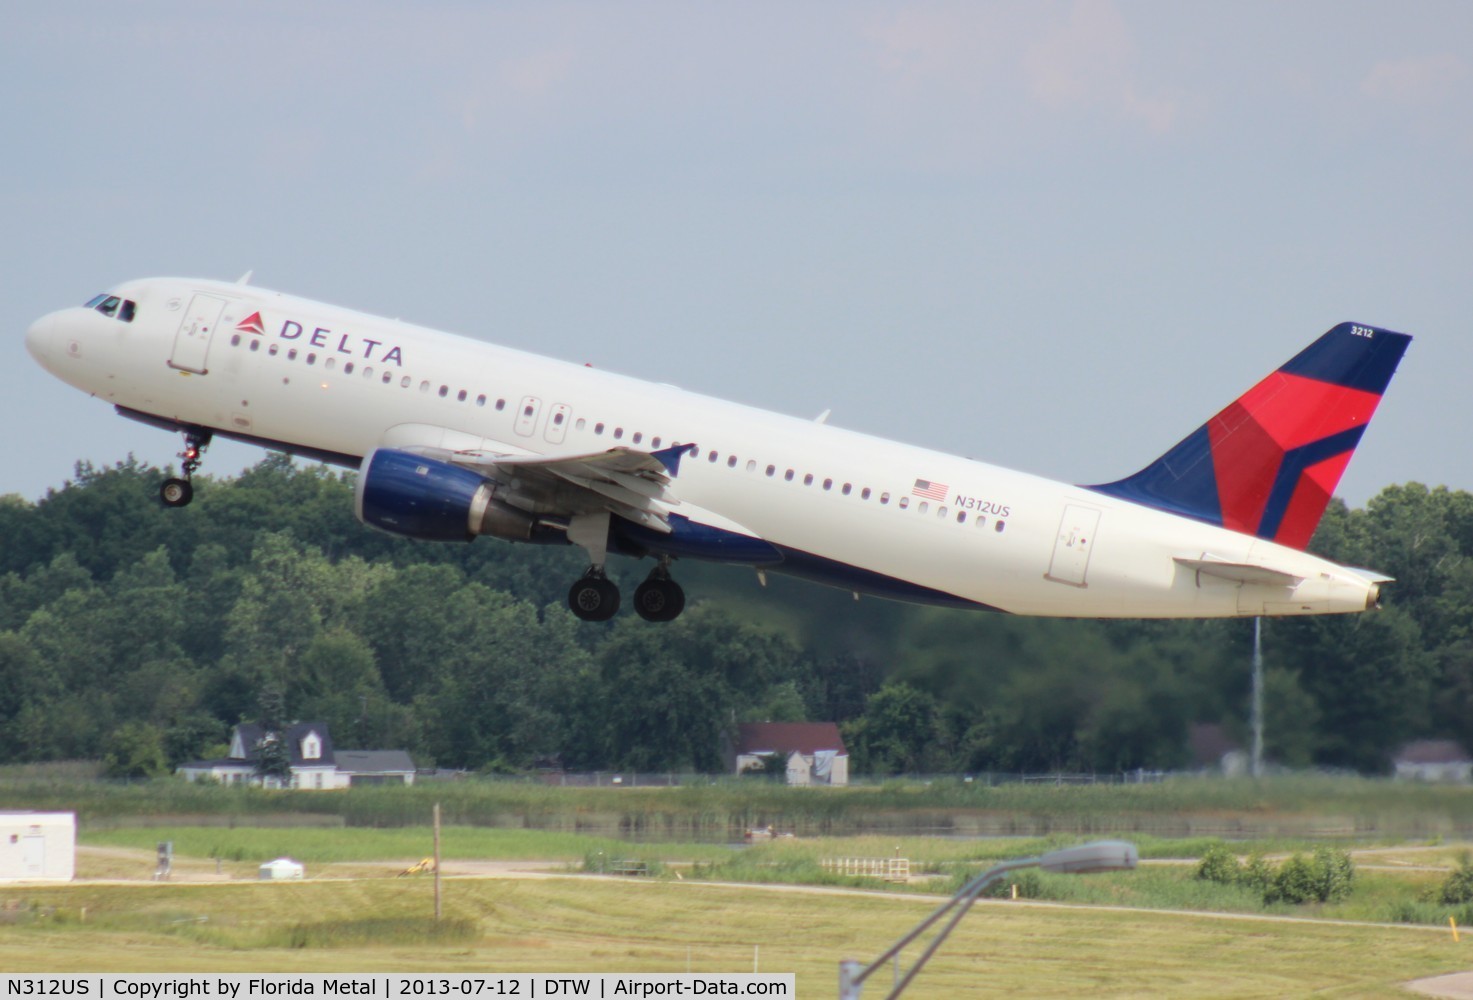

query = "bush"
(1263, 848), (1354, 905)
(1240, 852), (1275, 895)
(1195, 844), (1240, 885)
(1438, 854), (1473, 905)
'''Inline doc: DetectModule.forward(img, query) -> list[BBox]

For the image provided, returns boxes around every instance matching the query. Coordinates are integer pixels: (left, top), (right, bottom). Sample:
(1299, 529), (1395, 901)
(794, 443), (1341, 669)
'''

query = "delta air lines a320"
(25, 276), (1410, 623)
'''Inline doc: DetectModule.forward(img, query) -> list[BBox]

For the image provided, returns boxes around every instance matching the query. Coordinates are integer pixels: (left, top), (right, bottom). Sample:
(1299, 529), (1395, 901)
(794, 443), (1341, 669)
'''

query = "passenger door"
(169, 293), (229, 374)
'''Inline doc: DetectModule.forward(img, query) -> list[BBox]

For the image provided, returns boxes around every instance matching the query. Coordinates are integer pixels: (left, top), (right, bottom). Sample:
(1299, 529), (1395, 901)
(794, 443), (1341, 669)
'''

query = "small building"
(732, 722), (849, 786)
(258, 857), (305, 880)
(1394, 740), (1473, 783)
(178, 723), (414, 790)
(0, 811), (75, 882)
(334, 750), (417, 786)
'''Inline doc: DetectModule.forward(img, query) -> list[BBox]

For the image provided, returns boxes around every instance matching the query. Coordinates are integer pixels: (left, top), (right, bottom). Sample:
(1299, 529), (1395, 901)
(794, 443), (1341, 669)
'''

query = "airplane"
(25, 276), (1410, 623)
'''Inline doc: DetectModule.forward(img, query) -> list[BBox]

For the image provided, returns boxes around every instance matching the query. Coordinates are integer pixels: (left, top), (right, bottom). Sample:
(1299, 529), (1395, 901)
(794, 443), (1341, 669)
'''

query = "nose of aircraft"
(25, 311), (58, 366)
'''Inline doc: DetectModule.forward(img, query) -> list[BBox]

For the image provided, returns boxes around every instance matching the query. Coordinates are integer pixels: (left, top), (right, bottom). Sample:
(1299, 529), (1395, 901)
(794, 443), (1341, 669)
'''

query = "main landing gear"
(564, 512), (686, 624)
(566, 564), (687, 623)
(159, 430), (211, 507)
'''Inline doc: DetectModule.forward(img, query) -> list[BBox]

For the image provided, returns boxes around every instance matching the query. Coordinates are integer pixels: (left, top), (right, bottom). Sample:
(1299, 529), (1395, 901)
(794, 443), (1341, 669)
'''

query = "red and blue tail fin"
(1089, 322), (1411, 550)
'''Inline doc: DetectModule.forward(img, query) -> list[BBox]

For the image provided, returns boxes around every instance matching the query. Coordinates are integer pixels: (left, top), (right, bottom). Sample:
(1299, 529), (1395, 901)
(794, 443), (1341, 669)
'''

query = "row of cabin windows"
(227, 332), (1006, 534)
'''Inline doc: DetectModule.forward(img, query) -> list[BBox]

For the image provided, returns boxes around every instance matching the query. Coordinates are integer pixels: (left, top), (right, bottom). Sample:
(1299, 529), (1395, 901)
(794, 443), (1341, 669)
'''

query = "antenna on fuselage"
(814, 409), (831, 425)
(235, 270), (254, 285)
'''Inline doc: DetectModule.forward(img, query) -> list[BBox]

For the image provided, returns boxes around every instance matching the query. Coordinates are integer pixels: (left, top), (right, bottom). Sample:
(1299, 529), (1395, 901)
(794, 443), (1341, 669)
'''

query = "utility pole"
(1251, 617), (1264, 778)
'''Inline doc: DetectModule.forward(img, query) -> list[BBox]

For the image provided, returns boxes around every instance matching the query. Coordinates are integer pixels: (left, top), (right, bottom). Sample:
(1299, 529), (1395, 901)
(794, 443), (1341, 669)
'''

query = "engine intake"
(355, 448), (539, 543)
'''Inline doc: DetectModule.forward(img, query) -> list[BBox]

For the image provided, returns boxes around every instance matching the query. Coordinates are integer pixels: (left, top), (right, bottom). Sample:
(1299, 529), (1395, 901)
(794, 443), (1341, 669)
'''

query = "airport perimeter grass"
(13, 771), (1473, 839)
(2, 875), (1469, 996)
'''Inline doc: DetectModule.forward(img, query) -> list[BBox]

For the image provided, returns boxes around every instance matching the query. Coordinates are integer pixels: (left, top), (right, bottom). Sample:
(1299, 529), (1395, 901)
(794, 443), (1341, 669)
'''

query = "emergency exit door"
(1046, 504), (1102, 587)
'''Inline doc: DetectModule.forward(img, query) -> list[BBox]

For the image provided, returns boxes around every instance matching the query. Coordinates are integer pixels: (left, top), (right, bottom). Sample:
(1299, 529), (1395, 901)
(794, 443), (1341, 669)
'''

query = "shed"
(0, 811), (75, 882)
(258, 857), (305, 880)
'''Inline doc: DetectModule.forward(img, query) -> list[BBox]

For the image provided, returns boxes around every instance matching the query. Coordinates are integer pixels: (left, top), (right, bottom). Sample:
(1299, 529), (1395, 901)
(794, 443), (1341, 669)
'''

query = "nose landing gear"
(159, 429), (211, 507)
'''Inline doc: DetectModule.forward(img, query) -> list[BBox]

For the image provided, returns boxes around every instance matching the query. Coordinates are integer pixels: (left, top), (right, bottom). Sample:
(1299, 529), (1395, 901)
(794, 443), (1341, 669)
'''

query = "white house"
(0, 811), (74, 882)
(178, 723), (415, 789)
(733, 722), (849, 786)
(1394, 740), (1473, 783)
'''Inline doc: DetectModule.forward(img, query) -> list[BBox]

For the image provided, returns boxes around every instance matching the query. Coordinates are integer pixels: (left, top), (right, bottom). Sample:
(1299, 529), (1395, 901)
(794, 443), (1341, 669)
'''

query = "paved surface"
(1408, 973), (1473, 998)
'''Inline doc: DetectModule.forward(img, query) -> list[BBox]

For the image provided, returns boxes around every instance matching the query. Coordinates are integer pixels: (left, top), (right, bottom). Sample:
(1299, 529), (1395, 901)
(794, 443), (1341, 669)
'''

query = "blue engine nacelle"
(355, 448), (542, 543)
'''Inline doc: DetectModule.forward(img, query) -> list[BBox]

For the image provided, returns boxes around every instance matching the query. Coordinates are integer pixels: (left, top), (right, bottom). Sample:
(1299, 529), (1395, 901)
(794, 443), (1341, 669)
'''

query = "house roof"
(335, 750), (415, 774)
(232, 722), (336, 767)
(736, 722), (846, 756)
(1395, 739), (1471, 765)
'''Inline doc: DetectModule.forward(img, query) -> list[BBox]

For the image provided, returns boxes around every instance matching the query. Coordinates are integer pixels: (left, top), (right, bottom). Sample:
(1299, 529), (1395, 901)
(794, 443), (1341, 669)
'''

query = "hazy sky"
(4, 2), (1469, 508)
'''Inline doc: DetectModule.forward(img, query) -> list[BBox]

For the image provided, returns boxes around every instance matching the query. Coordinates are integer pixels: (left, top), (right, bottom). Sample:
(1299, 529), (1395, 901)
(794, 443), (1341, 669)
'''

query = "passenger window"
(957, 511), (967, 523)
(652, 437), (662, 448)
(306, 353), (317, 365)
(918, 501), (928, 514)
(458, 389), (467, 402)
(343, 362), (353, 374)
(269, 344), (279, 356)
(478, 394), (488, 406)
(575, 417), (585, 429)
(766, 465), (775, 477)
(401, 376), (411, 388)
(230, 334), (241, 347)
(784, 470), (795, 482)
(995, 520), (1006, 533)
(842, 484), (852, 496)
(746, 460), (756, 472)
(862, 488), (872, 500)
(709, 451), (719, 463)
(823, 479), (833, 491)
(595, 422), (605, 435)
(976, 516), (987, 528)
(382, 372), (392, 384)
(496, 399), (506, 411)
(614, 427), (624, 440)
(632, 432), (642, 444)
(325, 357), (336, 370)
(441, 385), (451, 398)
(249, 340), (260, 352)
(728, 456), (738, 469)
(803, 474), (813, 486)
(288, 349), (299, 361)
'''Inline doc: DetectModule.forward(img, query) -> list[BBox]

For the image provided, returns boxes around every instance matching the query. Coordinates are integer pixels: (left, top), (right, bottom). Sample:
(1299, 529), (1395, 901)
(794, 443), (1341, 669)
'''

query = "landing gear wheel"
(162, 428), (212, 509)
(568, 574), (621, 622)
(633, 577), (686, 622)
(160, 477), (193, 508)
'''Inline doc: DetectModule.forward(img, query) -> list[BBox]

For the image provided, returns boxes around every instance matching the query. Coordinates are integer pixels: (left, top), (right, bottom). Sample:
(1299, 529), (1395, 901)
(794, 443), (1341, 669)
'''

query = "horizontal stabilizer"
(1174, 555), (1302, 588)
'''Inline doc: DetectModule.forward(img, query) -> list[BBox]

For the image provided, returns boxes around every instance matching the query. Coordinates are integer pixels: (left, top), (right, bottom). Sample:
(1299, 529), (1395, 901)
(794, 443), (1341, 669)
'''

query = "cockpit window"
(83, 293), (137, 322)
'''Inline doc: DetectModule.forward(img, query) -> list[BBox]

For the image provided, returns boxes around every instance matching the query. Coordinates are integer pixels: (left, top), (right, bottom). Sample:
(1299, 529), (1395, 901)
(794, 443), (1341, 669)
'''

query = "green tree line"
(0, 456), (1468, 776)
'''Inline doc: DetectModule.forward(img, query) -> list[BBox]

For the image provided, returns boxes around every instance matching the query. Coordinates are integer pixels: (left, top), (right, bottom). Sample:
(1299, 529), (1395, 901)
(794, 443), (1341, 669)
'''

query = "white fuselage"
(25, 277), (1382, 617)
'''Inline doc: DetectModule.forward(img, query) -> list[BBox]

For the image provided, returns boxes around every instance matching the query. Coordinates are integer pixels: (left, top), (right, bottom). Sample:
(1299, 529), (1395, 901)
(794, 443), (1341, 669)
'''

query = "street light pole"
(838, 840), (1138, 1000)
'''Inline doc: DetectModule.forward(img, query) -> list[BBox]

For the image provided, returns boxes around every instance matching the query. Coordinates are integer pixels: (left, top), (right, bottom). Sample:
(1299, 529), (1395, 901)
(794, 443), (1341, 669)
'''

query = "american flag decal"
(913, 478), (949, 501)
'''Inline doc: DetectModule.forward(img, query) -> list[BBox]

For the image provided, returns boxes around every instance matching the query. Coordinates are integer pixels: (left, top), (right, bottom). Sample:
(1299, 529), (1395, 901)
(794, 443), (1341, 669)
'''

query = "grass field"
(1, 875), (1469, 997)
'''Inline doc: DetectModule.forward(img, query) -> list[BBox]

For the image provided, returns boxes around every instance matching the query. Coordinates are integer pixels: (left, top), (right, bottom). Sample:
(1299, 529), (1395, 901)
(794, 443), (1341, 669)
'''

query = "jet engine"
(355, 448), (548, 543)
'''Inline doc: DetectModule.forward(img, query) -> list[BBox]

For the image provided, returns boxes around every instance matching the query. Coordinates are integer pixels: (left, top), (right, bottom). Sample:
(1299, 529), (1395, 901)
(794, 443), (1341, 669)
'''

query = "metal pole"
(433, 801), (442, 921)
(1252, 617), (1264, 778)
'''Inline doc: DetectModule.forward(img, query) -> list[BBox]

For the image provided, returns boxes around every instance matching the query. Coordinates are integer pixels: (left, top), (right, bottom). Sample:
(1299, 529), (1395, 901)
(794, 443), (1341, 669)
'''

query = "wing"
(451, 442), (697, 533)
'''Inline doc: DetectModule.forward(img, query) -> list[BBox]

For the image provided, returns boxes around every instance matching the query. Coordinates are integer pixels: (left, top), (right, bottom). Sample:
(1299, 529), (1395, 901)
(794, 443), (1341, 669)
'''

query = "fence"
(820, 857), (911, 883)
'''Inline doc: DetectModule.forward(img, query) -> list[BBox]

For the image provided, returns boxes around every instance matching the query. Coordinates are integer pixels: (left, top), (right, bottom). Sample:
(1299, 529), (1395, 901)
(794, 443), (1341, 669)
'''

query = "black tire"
(568, 576), (620, 621)
(160, 477), (193, 507)
(633, 578), (686, 622)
